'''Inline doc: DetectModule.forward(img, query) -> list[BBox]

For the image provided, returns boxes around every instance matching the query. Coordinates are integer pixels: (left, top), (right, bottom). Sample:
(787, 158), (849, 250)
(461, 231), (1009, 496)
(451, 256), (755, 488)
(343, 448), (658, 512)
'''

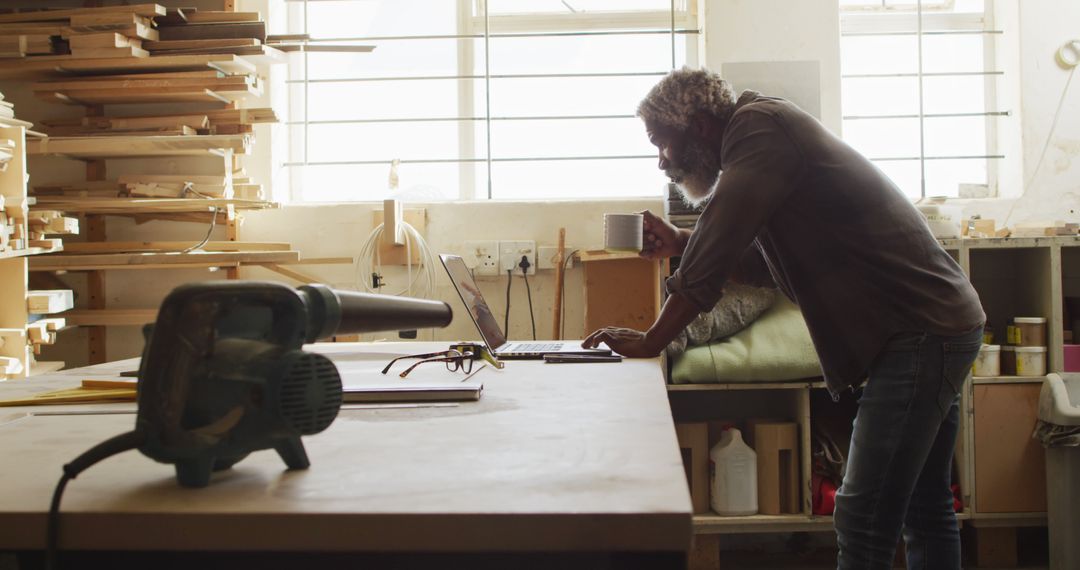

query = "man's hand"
(581, 327), (663, 358)
(640, 209), (687, 260)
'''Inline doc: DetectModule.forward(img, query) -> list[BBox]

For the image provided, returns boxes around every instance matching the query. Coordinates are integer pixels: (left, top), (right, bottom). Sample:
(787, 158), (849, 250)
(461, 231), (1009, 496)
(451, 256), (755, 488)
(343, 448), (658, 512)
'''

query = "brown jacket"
(666, 91), (985, 395)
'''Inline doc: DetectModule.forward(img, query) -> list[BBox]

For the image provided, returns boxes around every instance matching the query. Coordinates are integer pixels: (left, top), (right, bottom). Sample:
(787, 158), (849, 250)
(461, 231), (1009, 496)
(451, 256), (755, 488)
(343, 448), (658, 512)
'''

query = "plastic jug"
(709, 427), (758, 516)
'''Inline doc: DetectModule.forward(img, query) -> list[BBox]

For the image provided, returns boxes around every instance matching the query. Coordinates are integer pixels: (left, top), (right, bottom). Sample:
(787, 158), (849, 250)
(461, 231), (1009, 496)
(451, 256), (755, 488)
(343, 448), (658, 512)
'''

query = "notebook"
(439, 253), (613, 360)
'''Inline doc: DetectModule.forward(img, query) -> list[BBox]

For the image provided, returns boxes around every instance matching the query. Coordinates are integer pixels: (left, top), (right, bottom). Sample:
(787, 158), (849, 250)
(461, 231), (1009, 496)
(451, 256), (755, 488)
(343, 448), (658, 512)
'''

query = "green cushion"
(670, 296), (821, 383)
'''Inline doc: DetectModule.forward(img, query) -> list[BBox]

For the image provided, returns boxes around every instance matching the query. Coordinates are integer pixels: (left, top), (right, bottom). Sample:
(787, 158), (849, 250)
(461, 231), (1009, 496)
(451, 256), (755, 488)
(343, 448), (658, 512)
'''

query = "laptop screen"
(439, 254), (508, 350)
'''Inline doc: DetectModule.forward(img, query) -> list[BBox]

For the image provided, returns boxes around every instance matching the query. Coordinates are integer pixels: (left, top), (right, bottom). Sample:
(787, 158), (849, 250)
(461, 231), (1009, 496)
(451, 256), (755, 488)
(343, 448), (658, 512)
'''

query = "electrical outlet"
(537, 246), (575, 270)
(498, 240), (536, 276)
(463, 240), (499, 276)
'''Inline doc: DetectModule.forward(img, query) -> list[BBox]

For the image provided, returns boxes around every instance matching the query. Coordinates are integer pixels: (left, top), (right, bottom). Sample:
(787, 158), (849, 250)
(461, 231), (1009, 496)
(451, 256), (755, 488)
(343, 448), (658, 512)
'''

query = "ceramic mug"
(604, 213), (644, 252)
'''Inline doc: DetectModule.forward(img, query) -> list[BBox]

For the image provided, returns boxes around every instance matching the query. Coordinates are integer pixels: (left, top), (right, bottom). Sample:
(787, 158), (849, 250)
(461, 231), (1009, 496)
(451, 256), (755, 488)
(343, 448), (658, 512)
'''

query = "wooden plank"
(144, 39), (260, 52)
(27, 134), (250, 158)
(30, 197), (274, 214)
(42, 108), (275, 128)
(973, 383), (1047, 513)
(262, 264), (321, 284)
(0, 5), (165, 24)
(157, 22), (266, 42)
(62, 308), (156, 326)
(68, 46), (149, 59)
(182, 12), (261, 24)
(60, 241), (291, 254)
(34, 76), (251, 91)
(0, 53), (254, 79)
(67, 32), (137, 50)
(38, 86), (255, 105)
(29, 250), (299, 270)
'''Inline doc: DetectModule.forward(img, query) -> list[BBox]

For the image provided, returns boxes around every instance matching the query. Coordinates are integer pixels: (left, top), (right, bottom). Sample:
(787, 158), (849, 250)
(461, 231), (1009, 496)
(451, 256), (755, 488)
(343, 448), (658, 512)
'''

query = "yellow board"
(0, 386), (135, 407)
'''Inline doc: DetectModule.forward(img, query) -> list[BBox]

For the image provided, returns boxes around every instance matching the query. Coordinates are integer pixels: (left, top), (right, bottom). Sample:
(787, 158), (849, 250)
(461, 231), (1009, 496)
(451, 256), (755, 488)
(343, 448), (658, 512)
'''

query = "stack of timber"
(0, 4), (282, 78)
(0, 4), (163, 61)
(40, 106), (276, 137)
(32, 71), (262, 106)
(0, 96), (67, 258)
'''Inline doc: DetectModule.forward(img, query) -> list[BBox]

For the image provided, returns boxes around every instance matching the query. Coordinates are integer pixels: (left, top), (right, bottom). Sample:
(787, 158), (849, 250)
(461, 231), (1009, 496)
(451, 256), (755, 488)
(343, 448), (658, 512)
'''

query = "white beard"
(674, 172), (719, 206)
(666, 136), (721, 206)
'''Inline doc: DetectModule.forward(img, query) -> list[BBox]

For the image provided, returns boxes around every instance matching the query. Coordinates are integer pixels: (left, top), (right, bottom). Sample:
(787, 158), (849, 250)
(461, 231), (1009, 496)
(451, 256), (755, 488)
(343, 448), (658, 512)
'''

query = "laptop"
(439, 253), (613, 360)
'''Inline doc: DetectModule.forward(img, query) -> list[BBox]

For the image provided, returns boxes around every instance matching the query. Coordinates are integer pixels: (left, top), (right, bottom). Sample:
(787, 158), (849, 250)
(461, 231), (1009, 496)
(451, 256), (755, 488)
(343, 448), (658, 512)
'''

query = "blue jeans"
(835, 328), (983, 570)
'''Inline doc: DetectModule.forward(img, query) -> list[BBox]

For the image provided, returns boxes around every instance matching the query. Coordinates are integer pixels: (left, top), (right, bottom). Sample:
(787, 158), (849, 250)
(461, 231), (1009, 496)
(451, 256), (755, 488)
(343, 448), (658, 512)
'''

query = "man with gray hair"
(582, 68), (985, 569)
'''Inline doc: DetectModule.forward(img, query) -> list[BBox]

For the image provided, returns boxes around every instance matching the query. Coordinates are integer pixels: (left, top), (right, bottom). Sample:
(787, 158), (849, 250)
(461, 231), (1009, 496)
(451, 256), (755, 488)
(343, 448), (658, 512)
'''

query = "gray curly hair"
(636, 67), (737, 131)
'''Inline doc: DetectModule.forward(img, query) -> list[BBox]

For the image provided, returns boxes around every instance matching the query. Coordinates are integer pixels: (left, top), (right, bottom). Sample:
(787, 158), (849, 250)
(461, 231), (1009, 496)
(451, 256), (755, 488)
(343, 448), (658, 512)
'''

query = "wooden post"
(84, 105), (107, 364)
(551, 227), (565, 340)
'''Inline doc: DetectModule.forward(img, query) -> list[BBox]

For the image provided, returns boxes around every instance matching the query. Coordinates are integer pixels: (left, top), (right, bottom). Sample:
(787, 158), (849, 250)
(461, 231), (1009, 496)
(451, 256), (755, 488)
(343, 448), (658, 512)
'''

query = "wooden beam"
(60, 241), (291, 254)
(27, 289), (74, 314)
(63, 308), (156, 327)
(0, 4), (165, 24)
(29, 250), (299, 270)
(27, 134), (251, 158)
(262, 264), (321, 284)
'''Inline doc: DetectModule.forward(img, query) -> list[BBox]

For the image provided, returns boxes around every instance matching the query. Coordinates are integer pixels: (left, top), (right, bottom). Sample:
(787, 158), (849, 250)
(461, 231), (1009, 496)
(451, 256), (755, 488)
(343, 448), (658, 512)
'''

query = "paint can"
(972, 344), (1000, 377)
(1008, 317), (1047, 347)
(1015, 346), (1047, 377)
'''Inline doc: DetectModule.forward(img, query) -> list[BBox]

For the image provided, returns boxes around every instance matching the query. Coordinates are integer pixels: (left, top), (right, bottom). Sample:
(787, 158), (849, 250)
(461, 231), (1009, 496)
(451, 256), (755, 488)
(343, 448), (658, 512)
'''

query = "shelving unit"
(671, 236), (1074, 559)
(0, 3), (308, 366)
(0, 113), (74, 379)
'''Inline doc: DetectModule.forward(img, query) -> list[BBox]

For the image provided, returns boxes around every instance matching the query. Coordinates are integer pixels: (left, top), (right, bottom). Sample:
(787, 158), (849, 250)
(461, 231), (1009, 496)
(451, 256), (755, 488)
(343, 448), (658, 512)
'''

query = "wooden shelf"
(27, 134), (249, 159)
(668, 381), (822, 392)
(61, 309), (156, 327)
(0, 53), (257, 79)
(972, 375), (1046, 384)
(0, 244), (63, 259)
(30, 197), (275, 214)
(38, 86), (261, 106)
(693, 514), (834, 535)
(29, 250), (300, 271)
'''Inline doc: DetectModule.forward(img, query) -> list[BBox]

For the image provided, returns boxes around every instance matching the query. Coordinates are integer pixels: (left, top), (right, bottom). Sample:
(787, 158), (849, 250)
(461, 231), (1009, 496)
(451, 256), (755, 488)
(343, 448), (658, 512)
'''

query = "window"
(283, 0), (700, 202)
(839, 0), (1010, 199)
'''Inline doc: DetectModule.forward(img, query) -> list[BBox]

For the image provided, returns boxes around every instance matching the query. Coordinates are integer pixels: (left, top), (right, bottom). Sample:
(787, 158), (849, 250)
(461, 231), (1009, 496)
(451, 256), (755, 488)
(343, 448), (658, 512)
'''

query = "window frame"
(839, 0), (1008, 199)
(282, 0), (700, 202)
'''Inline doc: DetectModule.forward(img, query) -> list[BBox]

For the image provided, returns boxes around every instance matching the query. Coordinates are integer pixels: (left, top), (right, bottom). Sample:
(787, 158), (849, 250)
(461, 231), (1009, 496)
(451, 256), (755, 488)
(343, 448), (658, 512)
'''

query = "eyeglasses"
(381, 349), (475, 379)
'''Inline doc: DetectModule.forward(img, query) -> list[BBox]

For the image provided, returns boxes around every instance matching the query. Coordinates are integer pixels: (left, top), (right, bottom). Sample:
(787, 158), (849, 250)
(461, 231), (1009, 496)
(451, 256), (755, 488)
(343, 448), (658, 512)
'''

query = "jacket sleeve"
(665, 108), (804, 311)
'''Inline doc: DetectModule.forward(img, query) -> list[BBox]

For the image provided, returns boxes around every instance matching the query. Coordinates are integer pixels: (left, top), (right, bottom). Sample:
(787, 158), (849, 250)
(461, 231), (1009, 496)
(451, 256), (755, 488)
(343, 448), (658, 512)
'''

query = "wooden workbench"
(0, 342), (691, 568)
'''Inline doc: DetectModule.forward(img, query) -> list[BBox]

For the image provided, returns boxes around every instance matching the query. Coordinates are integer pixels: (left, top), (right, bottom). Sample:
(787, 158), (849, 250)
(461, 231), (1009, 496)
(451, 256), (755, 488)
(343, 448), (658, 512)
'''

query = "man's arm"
(581, 291), (700, 357)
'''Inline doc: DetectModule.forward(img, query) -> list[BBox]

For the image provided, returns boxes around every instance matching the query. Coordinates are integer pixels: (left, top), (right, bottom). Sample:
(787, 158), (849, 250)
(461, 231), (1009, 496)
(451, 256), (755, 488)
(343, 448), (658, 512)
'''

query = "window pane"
(489, 75), (661, 117)
(295, 163), (475, 202)
(921, 34), (985, 74)
(491, 158), (665, 200)
(306, 121), (487, 163)
(489, 34), (674, 75)
(491, 117), (648, 159)
(304, 38), (480, 81)
(925, 158), (987, 197)
(490, 0), (675, 14)
(872, 160), (922, 199)
(843, 118), (921, 159)
(306, 79), (481, 121)
(841, 35), (918, 75)
(922, 75), (987, 114)
(923, 116), (986, 157)
(306, 0), (458, 38)
(841, 77), (919, 116)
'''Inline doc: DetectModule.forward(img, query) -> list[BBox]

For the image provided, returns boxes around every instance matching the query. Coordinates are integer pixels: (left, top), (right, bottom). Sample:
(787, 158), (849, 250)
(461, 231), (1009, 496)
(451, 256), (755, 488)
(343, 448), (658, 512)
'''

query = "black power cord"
(503, 268), (512, 335)
(519, 255), (536, 340)
(46, 430), (146, 570)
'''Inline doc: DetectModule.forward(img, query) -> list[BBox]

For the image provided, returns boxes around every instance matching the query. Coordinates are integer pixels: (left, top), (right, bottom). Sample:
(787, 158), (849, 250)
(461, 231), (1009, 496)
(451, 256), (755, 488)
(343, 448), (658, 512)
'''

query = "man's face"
(646, 120), (721, 204)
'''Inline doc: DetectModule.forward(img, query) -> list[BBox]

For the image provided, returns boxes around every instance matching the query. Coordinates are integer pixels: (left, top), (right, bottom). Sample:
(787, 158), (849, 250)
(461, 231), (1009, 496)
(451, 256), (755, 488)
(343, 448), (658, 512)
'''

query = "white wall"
(238, 199), (663, 345)
(702, 0), (843, 135)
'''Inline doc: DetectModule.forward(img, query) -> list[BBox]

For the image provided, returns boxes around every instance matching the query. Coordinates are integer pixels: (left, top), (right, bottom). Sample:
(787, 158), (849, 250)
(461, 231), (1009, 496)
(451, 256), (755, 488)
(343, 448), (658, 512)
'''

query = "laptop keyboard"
(508, 343), (563, 352)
